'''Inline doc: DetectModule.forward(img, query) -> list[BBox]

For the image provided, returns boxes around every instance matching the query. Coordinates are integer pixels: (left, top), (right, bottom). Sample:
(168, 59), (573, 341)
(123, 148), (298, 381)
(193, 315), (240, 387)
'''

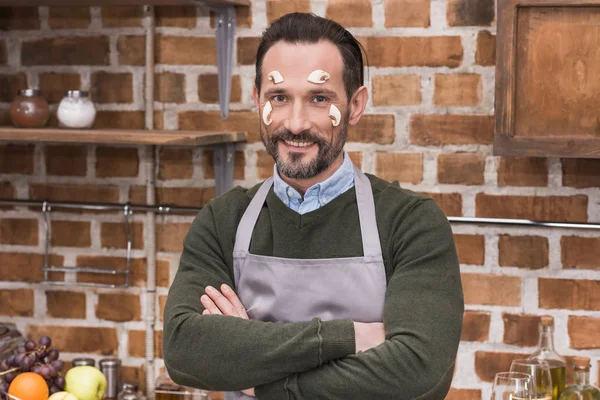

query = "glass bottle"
(57, 90), (96, 129)
(558, 357), (600, 400)
(528, 315), (566, 400)
(117, 382), (146, 400)
(10, 89), (50, 128)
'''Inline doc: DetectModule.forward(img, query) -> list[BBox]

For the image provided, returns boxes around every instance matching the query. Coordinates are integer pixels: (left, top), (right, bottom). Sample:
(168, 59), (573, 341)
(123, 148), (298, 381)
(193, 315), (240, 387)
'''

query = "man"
(163, 12), (463, 400)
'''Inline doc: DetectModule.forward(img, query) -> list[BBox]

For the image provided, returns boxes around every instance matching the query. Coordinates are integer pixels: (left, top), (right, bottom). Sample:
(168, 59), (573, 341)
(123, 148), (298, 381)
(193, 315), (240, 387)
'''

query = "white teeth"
(284, 140), (314, 147)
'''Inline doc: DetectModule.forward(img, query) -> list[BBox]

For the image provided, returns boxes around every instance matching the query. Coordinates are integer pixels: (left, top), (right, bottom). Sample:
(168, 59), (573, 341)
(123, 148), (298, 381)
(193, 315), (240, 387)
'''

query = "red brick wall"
(0, 1), (599, 398)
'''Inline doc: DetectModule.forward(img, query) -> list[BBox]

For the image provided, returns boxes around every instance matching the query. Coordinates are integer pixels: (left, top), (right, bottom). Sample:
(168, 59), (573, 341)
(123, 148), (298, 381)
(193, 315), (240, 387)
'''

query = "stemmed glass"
(491, 372), (536, 400)
(510, 359), (553, 400)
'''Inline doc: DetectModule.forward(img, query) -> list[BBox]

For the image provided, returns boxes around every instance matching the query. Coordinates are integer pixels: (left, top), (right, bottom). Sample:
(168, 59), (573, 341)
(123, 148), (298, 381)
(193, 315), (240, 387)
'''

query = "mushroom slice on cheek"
(307, 70), (330, 84)
(267, 71), (284, 84)
(262, 101), (273, 126)
(329, 104), (341, 127)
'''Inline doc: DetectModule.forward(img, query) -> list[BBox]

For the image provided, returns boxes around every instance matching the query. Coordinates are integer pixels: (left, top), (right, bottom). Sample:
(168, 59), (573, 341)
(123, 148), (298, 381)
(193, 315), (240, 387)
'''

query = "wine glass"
(510, 359), (553, 400)
(491, 372), (536, 400)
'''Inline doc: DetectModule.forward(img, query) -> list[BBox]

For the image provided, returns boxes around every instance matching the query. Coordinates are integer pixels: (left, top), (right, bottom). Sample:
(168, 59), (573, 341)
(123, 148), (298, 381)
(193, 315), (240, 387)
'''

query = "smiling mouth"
(283, 140), (315, 148)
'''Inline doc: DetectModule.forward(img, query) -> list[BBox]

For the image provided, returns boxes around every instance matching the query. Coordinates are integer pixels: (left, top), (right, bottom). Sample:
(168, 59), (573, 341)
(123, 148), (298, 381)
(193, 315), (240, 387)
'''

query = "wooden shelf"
(0, 0), (250, 6)
(0, 127), (247, 147)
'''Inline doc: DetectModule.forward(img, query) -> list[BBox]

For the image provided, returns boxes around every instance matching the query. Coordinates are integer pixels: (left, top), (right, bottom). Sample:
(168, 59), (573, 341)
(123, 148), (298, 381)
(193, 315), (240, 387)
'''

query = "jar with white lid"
(57, 90), (96, 129)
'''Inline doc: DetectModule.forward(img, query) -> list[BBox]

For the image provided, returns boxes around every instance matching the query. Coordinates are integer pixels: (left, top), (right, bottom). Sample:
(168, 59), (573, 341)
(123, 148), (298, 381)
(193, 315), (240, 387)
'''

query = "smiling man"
(163, 13), (464, 400)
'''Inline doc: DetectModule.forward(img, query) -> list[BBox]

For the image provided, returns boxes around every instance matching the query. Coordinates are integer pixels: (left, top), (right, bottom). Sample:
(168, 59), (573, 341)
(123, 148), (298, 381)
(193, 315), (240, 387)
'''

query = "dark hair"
(255, 13), (366, 102)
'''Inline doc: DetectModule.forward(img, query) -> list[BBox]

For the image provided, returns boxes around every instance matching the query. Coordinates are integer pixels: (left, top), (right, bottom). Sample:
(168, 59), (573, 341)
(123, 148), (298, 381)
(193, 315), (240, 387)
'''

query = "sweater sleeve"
(162, 202), (355, 391)
(255, 199), (464, 400)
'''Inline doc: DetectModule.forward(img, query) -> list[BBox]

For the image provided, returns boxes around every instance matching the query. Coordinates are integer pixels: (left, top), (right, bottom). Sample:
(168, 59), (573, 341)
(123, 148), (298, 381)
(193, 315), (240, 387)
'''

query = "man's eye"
(271, 95), (286, 102)
(312, 96), (328, 103)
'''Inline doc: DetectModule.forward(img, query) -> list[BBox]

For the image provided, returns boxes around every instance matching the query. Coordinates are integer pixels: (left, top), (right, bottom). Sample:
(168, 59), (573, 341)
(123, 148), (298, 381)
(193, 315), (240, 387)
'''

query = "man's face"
(254, 40), (349, 180)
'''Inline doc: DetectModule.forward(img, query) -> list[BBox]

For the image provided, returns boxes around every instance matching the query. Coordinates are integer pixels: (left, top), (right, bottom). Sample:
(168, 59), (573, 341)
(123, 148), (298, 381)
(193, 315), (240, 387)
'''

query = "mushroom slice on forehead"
(262, 101), (273, 126)
(267, 71), (284, 84)
(307, 70), (330, 84)
(329, 104), (341, 127)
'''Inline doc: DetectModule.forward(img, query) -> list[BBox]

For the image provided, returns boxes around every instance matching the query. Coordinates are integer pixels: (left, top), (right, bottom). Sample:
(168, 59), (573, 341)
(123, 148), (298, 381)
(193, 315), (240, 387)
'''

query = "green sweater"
(163, 174), (464, 399)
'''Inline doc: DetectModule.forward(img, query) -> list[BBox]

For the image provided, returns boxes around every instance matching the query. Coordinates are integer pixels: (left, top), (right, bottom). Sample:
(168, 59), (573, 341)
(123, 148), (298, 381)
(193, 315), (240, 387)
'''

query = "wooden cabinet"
(494, 0), (600, 158)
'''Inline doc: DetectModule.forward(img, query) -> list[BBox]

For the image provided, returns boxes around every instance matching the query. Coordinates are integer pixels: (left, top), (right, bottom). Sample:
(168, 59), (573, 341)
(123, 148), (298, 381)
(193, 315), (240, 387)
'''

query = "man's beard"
(260, 120), (347, 180)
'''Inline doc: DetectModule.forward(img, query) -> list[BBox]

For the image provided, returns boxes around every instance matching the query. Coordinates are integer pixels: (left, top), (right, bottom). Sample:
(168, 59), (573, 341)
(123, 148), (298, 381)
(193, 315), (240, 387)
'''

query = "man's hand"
(353, 322), (385, 353)
(201, 284), (255, 396)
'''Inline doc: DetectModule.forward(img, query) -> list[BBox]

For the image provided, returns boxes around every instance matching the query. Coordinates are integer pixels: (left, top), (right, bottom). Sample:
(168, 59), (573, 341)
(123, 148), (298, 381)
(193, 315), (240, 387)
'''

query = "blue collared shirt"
(273, 152), (355, 214)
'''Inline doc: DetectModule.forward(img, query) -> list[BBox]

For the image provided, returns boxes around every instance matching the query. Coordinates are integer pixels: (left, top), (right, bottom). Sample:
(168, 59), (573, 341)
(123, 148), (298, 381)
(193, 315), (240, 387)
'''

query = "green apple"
(64, 366), (107, 400)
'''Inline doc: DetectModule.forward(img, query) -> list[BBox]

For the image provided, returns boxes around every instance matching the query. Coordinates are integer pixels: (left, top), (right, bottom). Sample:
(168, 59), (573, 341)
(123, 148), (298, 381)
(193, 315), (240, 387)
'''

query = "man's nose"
(283, 103), (313, 134)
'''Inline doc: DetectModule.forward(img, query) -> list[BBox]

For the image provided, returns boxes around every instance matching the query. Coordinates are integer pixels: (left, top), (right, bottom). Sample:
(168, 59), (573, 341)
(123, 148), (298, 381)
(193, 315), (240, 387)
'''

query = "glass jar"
(528, 315), (567, 400)
(118, 382), (146, 400)
(57, 90), (96, 129)
(10, 89), (50, 128)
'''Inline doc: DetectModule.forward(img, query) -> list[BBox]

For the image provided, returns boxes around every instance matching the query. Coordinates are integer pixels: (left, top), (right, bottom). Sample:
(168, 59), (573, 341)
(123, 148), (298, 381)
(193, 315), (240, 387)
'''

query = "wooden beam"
(0, 0), (250, 7)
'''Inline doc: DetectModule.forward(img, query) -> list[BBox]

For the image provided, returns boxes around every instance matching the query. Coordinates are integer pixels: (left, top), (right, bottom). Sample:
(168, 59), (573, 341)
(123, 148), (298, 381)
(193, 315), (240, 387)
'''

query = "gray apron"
(225, 166), (386, 400)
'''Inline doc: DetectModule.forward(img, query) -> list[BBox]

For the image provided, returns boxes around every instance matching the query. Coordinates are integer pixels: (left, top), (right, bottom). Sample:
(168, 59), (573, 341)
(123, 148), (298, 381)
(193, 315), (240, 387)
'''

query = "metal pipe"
(0, 199), (202, 214)
(448, 216), (600, 230)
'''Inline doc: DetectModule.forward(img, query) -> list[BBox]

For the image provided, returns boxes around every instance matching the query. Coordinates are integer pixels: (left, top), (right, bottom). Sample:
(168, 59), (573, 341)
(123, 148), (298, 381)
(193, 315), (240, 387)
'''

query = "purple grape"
(39, 336), (51, 347)
(24, 340), (36, 351)
(16, 346), (25, 354)
(32, 365), (41, 374)
(54, 376), (65, 390)
(47, 349), (59, 362)
(21, 356), (33, 370)
(0, 381), (7, 391)
(39, 365), (52, 379)
(14, 353), (25, 366)
(6, 355), (15, 367)
(3, 372), (17, 384)
(29, 352), (38, 363)
(49, 385), (60, 395)
(47, 365), (57, 378)
(50, 360), (64, 372)
(0, 361), (8, 371)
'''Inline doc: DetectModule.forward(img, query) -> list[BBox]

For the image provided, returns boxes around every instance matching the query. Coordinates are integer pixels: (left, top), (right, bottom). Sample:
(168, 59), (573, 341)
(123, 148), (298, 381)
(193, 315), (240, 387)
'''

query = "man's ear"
(348, 86), (369, 126)
(252, 85), (260, 111)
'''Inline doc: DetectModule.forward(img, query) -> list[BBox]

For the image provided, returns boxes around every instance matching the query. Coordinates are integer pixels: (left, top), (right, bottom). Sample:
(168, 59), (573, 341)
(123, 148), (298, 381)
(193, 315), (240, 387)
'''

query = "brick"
(51, 221), (91, 248)
(267, 0), (311, 23)
(359, 36), (463, 68)
(210, 5), (252, 28)
(419, 192), (462, 216)
(372, 75), (421, 106)
(410, 114), (494, 145)
(91, 72), (133, 104)
(462, 273), (521, 306)
(433, 73), (481, 106)
(257, 150), (275, 180)
(159, 295), (167, 322)
(46, 290), (86, 319)
(561, 236), (600, 270)
(476, 30), (496, 66)
(130, 186), (215, 208)
(101, 222), (144, 250)
(128, 330), (163, 358)
(0, 253), (63, 282)
(118, 35), (145, 66)
(437, 153), (485, 185)
(0, 218), (38, 246)
(499, 235), (549, 269)
(453, 234), (484, 265)
(48, 7), (90, 29)
(96, 293), (141, 322)
(121, 365), (146, 392)
(474, 351), (527, 382)
(498, 157), (548, 187)
(0, 289), (33, 317)
(0, 182), (15, 209)
(326, 0), (372, 27)
(30, 183), (120, 204)
(568, 316), (600, 349)
(101, 6), (143, 27)
(198, 74), (242, 103)
(46, 144), (87, 176)
(39, 73), (81, 104)
(503, 313), (541, 347)
(22, 37), (109, 66)
(237, 37), (261, 66)
(156, 5), (197, 28)
(0, 7), (39, 30)
(179, 110), (259, 142)
(158, 36), (216, 65)
(96, 147), (139, 178)
(476, 194), (588, 222)
(447, 0), (494, 27)
(0, 40), (6, 64)
(0, 144), (34, 174)
(348, 152), (362, 169)
(94, 111), (162, 130)
(75, 256), (169, 288)
(0, 73), (28, 102)
(28, 325), (117, 355)
(384, 0), (430, 27)
(375, 152), (423, 184)
(461, 310), (490, 342)
(349, 114), (395, 144)
(562, 158), (600, 188)
(204, 150), (245, 180)
(445, 389), (481, 400)
(157, 260), (169, 287)
(158, 148), (193, 180)
(539, 279), (600, 311)
(157, 223), (191, 252)
(155, 72), (186, 104)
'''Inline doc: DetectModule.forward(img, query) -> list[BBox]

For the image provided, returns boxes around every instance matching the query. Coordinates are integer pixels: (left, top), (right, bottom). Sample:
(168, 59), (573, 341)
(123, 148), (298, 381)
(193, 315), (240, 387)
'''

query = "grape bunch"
(0, 336), (66, 398)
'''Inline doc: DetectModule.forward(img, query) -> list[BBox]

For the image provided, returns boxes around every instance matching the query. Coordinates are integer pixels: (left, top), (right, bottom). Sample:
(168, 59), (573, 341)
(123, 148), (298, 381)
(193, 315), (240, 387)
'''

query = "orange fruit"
(8, 372), (49, 400)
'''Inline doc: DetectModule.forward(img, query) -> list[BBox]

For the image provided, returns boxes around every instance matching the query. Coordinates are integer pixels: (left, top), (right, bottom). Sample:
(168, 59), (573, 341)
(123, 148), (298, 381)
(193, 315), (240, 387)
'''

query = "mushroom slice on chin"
(262, 101), (273, 126)
(329, 104), (341, 127)
(267, 71), (284, 84)
(307, 70), (330, 84)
